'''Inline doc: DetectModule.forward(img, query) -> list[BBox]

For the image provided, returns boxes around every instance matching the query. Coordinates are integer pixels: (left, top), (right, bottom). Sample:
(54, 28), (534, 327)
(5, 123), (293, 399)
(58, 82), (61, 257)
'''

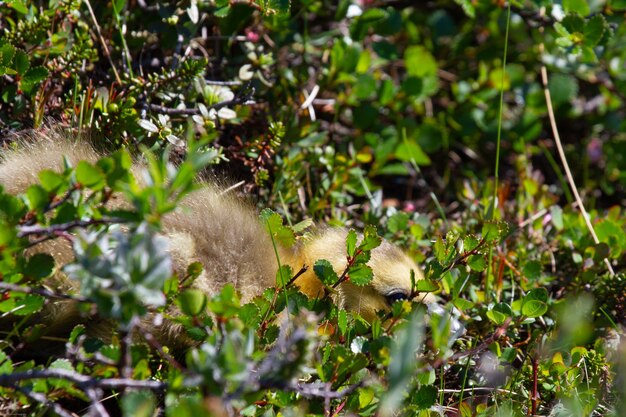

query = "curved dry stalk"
(537, 9), (615, 277)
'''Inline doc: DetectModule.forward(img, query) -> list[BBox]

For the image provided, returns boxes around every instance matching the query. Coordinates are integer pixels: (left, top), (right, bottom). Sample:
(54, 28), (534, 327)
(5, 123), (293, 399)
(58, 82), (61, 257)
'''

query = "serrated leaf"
(434, 236), (446, 264)
(275, 265), (292, 288)
(346, 229), (357, 257)
(481, 221), (502, 242)
(20, 66), (49, 95)
(13, 49), (29, 75)
(263, 0), (290, 16)
(412, 384), (438, 410)
(467, 254), (486, 271)
(388, 212), (410, 234)
(360, 225), (381, 251)
(463, 235), (480, 252)
(347, 264), (373, 286)
(562, 13), (585, 34)
(338, 309), (347, 335)
(584, 15), (607, 46)
(69, 325), (86, 344)
(12, 294), (45, 316)
(314, 259), (338, 286)
(0, 43), (15, 67)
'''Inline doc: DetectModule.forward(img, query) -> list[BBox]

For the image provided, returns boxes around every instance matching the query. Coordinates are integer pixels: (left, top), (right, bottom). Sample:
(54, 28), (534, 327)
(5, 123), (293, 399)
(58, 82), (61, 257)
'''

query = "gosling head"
(289, 228), (433, 322)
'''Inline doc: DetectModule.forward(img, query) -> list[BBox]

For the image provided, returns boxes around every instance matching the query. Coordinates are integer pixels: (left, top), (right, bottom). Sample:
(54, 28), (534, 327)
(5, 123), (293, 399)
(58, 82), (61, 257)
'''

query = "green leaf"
(26, 184), (49, 211)
(20, 66), (49, 95)
(38, 169), (65, 192)
(122, 390), (156, 417)
(414, 279), (439, 293)
(346, 229), (357, 258)
(562, 13), (585, 35)
(523, 261), (541, 280)
(433, 236), (446, 264)
(467, 254), (486, 272)
(453, 0), (475, 18)
(387, 212), (409, 234)
(13, 49), (29, 75)
(404, 45), (437, 78)
(463, 235), (480, 252)
(521, 300), (548, 318)
(554, 22), (571, 38)
(76, 161), (105, 189)
(275, 265), (292, 288)
(0, 42), (15, 67)
(177, 289), (207, 316)
(354, 74), (377, 100)
(453, 298), (474, 311)
(348, 264), (373, 286)
(550, 205), (564, 230)
(595, 219), (626, 257)
(482, 221), (505, 242)
(12, 294), (45, 316)
(69, 325), (86, 344)
(563, 0), (590, 16)
(548, 74), (578, 106)
(338, 309), (348, 335)
(396, 140), (431, 165)
(263, 0), (290, 16)
(261, 209), (295, 247)
(584, 15), (607, 46)
(7, 0), (28, 13)
(412, 384), (438, 410)
(24, 253), (55, 280)
(0, 351), (13, 375)
(486, 302), (511, 325)
(314, 259), (339, 287)
(613, 0), (626, 9)
(360, 225), (381, 251)
(525, 288), (548, 303)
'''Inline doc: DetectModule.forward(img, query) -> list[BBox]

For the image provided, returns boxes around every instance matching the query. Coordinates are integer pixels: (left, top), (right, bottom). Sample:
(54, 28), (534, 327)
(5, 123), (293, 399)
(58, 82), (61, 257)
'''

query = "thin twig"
(0, 368), (167, 391)
(0, 281), (89, 303)
(18, 218), (126, 239)
(13, 387), (75, 417)
(83, 0), (122, 84)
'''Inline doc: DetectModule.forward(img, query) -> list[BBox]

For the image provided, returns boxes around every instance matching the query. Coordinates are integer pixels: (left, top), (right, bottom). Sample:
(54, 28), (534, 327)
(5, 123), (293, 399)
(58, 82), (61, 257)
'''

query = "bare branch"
(19, 218), (127, 240)
(0, 281), (89, 303)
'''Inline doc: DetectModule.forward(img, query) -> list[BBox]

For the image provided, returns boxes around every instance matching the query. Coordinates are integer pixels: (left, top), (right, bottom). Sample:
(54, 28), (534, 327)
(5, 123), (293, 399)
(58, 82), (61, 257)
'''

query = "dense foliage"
(0, 0), (625, 416)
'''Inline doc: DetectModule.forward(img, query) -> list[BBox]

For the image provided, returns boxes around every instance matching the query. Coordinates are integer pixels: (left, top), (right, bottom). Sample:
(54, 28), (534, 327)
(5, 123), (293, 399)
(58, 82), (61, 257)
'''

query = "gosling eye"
(385, 290), (409, 305)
